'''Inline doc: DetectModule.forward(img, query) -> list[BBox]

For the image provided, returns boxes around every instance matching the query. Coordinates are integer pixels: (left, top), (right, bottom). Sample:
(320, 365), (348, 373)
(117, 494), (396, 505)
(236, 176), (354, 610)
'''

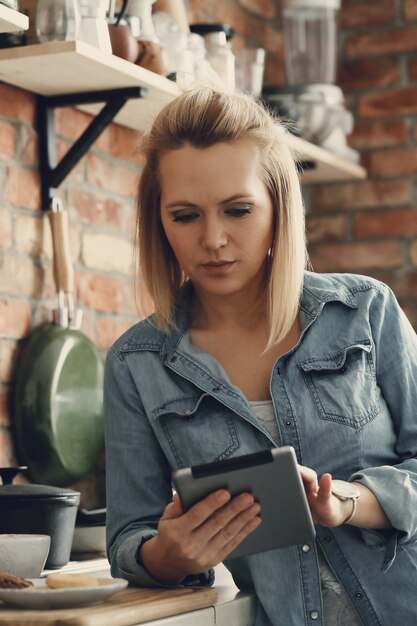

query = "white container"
(205, 30), (235, 92)
(283, 0), (341, 85)
(153, 11), (191, 77)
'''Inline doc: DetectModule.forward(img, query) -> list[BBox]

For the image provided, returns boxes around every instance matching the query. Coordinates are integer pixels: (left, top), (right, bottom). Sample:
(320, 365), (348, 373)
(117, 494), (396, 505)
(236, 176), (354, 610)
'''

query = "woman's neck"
(190, 290), (269, 332)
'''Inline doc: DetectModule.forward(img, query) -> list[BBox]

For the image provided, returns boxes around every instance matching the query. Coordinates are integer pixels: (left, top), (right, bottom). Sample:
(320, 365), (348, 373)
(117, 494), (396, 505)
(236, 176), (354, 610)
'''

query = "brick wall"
(306, 0), (417, 328)
(0, 85), (142, 505)
(0, 0), (416, 506)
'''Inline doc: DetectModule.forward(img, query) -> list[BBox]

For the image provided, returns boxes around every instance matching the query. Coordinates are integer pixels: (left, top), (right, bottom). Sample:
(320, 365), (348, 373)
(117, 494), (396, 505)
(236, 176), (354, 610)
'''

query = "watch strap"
(343, 496), (357, 524)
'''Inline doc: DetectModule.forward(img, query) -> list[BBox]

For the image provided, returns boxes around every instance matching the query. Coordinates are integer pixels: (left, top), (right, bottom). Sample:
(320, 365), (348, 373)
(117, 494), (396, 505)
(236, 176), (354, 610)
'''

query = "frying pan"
(14, 197), (104, 487)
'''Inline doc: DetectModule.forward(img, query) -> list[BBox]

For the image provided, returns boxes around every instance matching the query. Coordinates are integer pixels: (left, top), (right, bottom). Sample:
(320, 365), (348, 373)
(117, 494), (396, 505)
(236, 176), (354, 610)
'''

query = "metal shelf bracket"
(297, 160), (315, 173)
(37, 86), (147, 210)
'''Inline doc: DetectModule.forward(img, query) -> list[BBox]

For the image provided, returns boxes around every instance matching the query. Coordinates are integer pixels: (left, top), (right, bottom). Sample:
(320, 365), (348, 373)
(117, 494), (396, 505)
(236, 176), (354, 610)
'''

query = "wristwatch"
(331, 480), (360, 524)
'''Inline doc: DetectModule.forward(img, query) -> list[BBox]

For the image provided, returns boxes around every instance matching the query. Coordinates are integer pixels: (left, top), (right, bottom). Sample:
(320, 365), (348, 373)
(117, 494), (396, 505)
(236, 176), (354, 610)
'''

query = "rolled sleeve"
(350, 465), (417, 543)
(350, 284), (417, 570)
(365, 284), (417, 541)
(104, 347), (214, 588)
(113, 531), (215, 588)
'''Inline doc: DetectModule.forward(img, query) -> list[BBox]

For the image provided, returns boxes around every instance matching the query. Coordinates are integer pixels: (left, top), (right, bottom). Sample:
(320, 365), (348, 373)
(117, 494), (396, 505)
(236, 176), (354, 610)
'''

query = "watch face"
(331, 479), (360, 499)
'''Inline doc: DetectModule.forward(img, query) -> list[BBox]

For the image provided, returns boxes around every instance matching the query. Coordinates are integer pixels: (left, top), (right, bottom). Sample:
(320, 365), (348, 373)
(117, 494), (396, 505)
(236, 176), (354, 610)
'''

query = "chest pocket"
(298, 340), (379, 429)
(153, 393), (240, 468)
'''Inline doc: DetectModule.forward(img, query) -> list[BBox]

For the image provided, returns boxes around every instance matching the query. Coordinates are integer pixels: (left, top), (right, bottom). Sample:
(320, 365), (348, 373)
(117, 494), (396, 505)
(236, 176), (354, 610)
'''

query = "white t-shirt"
(250, 401), (361, 626)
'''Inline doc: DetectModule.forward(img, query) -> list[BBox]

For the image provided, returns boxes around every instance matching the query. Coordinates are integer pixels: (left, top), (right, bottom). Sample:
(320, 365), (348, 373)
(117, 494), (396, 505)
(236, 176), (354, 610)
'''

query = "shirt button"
(170, 355), (177, 363)
(355, 592), (363, 599)
(301, 544), (310, 553)
(285, 420), (293, 427)
(324, 535), (332, 542)
(212, 387), (221, 393)
(310, 611), (319, 620)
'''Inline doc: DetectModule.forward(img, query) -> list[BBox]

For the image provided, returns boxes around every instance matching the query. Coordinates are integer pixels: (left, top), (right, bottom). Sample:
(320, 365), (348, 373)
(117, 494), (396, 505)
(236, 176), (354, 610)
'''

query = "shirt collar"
(301, 271), (358, 319)
(161, 272), (358, 358)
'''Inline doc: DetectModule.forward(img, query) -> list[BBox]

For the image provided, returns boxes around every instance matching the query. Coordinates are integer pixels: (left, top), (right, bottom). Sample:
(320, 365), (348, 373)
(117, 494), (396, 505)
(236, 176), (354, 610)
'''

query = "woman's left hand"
(298, 465), (353, 527)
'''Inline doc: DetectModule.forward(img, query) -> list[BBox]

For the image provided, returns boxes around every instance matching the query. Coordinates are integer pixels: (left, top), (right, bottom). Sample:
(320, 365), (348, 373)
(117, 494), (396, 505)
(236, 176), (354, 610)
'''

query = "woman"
(104, 87), (417, 625)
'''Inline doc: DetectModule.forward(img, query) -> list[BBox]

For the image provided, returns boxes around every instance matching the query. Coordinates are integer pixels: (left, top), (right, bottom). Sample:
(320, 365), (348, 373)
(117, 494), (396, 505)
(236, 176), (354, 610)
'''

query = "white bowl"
(71, 525), (106, 554)
(0, 534), (51, 578)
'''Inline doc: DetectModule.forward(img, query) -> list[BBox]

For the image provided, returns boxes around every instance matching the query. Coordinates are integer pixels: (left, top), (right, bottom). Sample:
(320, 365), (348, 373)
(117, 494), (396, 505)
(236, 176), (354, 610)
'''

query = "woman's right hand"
(139, 490), (261, 584)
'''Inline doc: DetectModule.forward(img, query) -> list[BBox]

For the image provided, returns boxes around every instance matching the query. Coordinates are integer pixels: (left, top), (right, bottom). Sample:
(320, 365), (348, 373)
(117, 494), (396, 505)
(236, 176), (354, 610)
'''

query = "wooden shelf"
(0, 4), (28, 33)
(294, 136), (366, 184)
(0, 40), (179, 135)
(0, 40), (366, 184)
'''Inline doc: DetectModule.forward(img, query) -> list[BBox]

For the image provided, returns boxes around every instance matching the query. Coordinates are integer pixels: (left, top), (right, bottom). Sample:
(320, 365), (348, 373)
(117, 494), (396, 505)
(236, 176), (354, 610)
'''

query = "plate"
(0, 577), (128, 609)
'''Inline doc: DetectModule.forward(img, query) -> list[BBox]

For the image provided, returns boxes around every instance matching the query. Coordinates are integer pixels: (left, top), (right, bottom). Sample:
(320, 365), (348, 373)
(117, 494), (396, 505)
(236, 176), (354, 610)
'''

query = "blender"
(283, 0), (339, 85)
(78, 0), (112, 53)
(263, 0), (359, 162)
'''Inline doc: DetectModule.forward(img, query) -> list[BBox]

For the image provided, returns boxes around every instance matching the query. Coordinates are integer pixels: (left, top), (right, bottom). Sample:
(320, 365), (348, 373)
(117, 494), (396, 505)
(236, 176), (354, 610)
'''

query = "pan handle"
(47, 197), (78, 328)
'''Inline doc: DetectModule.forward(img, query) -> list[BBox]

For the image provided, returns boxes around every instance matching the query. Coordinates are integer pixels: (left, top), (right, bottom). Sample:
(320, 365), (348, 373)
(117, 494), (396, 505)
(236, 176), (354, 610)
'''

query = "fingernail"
(241, 494), (254, 507)
(216, 490), (230, 504)
(250, 516), (261, 529)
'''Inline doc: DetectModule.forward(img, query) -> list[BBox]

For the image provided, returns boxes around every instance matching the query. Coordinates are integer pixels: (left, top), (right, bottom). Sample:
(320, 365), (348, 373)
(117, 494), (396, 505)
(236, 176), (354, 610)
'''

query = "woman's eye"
(172, 212), (199, 223)
(225, 206), (252, 217)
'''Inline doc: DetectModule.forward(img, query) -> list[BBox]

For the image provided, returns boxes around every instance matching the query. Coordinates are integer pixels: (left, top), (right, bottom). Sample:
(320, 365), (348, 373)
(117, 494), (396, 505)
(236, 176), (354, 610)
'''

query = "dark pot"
(0, 467), (80, 569)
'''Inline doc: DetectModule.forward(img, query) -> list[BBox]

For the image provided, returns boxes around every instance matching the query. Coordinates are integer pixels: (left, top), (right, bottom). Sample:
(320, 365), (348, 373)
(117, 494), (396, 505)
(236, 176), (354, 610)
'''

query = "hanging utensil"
(14, 197), (104, 487)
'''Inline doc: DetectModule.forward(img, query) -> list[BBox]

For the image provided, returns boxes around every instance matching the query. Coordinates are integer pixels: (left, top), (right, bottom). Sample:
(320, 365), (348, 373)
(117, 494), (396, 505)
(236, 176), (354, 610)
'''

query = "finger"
(320, 473), (333, 494)
(216, 514), (262, 562)
(316, 473), (333, 505)
(210, 501), (261, 551)
(181, 489), (231, 532)
(192, 493), (258, 552)
(298, 465), (319, 494)
(162, 493), (184, 520)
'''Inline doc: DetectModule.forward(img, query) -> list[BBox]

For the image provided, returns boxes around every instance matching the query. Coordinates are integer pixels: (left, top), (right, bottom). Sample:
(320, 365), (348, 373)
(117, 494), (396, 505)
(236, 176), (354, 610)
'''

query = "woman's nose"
(200, 218), (228, 250)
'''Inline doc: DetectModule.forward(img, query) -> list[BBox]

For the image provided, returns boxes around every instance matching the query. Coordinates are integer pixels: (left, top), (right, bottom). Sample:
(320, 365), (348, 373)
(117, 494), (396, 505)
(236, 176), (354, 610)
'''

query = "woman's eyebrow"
(164, 194), (255, 210)
(164, 201), (198, 209)
(222, 194), (255, 203)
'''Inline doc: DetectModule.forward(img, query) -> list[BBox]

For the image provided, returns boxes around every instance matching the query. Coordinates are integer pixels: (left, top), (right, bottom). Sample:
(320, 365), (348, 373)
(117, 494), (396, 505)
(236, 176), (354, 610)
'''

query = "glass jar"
(235, 47), (265, 97)
(0, 1), (19, 9)
(283, 0), (340, 85)
(36, 0), (80, 43)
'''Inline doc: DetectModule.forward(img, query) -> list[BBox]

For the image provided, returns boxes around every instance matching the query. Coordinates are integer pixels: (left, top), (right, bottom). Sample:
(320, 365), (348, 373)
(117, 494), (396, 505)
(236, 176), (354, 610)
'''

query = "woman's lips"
(201, 261), (235, 271)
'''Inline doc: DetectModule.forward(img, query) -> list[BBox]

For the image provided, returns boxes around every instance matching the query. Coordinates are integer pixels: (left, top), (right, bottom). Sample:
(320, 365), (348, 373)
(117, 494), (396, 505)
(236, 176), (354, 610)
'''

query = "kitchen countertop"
(42, 557), (256, 626)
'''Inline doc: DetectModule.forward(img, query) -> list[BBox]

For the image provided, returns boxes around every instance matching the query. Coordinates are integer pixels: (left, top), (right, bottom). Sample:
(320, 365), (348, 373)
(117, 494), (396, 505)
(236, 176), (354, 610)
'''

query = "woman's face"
(159, 139), (275, 302)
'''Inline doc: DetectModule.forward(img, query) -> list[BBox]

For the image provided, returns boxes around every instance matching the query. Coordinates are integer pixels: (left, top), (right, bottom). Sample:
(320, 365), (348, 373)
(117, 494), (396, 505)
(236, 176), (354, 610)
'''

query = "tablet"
(172, 446), (315, 559)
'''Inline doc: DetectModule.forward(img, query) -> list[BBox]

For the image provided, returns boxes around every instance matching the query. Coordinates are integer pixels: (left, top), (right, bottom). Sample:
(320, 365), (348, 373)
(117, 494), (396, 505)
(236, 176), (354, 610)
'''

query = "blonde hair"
(136, 87), (308, 347)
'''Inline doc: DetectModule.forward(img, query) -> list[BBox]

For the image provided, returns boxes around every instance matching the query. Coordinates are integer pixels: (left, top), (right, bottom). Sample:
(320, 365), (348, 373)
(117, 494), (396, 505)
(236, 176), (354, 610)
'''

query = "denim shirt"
(104, 272), (417, 626)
